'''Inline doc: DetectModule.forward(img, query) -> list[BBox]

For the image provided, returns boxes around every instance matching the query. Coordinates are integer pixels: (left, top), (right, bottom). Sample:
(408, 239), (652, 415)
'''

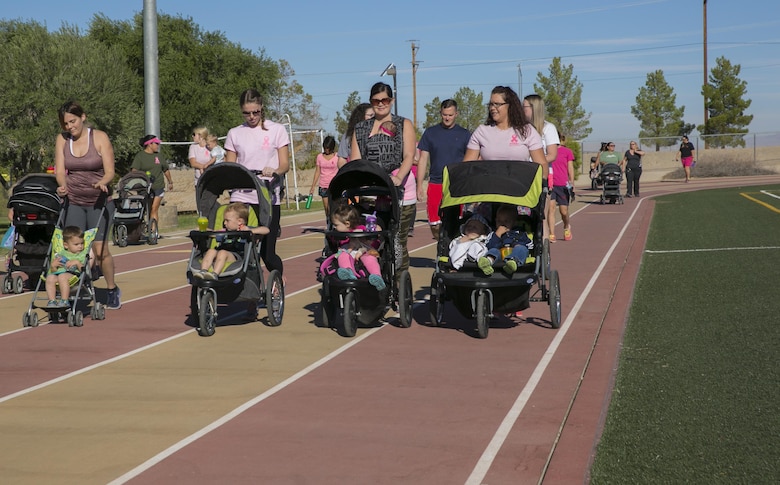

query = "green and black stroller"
(186, 163), (284, 337)
(428, 160), (562, 338)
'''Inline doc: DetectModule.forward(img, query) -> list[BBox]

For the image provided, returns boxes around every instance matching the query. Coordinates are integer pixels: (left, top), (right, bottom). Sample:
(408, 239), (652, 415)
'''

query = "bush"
(663, 150), (776, 180)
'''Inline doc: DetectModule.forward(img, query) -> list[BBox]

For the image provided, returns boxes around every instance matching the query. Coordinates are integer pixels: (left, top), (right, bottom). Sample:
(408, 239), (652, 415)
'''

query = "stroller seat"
(188, 204), (260, 279)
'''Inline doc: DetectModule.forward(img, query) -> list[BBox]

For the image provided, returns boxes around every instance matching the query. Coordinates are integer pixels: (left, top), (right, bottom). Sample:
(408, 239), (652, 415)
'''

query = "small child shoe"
(337, 268), (357, 281)
(192, 270), (204, 279)
(58, 299), (69, 307)
(368, 274), (386, 291)
(201, 271), (217, 280)
(503, 259), (518, 275)
(47, 300), (59, 308)
(477, 256), (494, 275)
(564, 228), (572, 241)
(549, 234), (556, 243)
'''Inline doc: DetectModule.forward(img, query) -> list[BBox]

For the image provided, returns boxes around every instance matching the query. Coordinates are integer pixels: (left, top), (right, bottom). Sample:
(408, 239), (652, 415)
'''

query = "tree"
(333, 91), (362, 138)
(533, 57), (591, 141)
(421, 87), (484, 132)
(630, 70), (686, 151)
(698, 56), (752, 148)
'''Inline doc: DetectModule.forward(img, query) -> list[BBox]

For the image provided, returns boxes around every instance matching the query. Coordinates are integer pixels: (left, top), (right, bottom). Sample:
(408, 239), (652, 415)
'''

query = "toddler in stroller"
(318, 160), (413, 337)
(186, 163), (284, 337)
(45, 225), (86, 307)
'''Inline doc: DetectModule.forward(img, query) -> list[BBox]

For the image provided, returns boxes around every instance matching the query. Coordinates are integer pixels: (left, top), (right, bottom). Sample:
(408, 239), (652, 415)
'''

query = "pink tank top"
(63, 129), (106, 206)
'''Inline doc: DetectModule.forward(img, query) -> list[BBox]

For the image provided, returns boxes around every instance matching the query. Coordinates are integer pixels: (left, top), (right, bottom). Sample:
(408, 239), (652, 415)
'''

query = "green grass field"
(590, 185), (780, 483)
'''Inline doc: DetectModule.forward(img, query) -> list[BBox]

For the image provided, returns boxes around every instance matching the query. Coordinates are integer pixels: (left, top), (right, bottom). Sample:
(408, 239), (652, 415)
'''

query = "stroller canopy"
(117, 172), (151, 197)
(195, 163), (273, 228)
(441, 160), (543, 210)
(7, 173), (61, 216)
(328, 160), (401, 223)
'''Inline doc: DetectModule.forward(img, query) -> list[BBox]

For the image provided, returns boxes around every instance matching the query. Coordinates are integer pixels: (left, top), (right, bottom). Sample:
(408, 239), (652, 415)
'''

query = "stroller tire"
(475, 290), (490, 339)
(2, 275), (12, 294)
(115, 224), (129, 247)
(340, 290), (357, 338)
(428, 275), (445, 326)
(265, 270), (284, 327)
(197, 291), (217, 337)
(318, 291), (333, 328)
(397, 270), (413, 329)
(14, 275), (25, 294)
(549, 270), (561, 329)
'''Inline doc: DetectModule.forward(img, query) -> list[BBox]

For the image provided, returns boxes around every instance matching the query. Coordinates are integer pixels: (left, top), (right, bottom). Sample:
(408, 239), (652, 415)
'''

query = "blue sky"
(4, 0), (779, 142)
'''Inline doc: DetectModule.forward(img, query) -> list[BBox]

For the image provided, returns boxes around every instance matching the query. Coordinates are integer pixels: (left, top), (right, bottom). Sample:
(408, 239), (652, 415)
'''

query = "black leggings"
(260, 205), (284, 275)
(626, 167), (642, 195)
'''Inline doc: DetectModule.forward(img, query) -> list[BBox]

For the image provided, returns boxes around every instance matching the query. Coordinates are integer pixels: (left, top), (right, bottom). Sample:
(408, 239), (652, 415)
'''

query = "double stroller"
(112, 171), (158, 246)
(186, 163), (284, 337)
(318, 160), (413, 337)
(598, 163), (624, 205)
(429, 160), (562, 338)
(4, 174), (61, 294)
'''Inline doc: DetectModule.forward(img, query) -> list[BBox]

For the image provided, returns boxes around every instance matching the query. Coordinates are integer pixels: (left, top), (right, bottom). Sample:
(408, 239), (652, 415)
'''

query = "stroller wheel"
(14, 276), (25, 294)
(265, 270), (284, 327)
(340, 290), (358, 338)
(549, 270), (562, 329)
(319, 291), (333, 328)
(428, 275), (445, 326)
(397, 270), (413, 329)
(2, 275), (12, 294)
(197, 291), (217, 337)
(475, 290), (490, 339)
(116, 225), (129, 247)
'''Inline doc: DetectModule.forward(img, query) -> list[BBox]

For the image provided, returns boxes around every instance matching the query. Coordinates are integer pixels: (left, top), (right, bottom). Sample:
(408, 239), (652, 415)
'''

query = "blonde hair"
(192, 126), (210, 140)
(206, 134), (220, 144)
(225, 202), (249, 224)
(523, 94), (546, 137)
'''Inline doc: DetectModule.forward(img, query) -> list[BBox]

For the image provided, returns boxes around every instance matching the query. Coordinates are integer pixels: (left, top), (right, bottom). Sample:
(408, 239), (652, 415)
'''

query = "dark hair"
(58, 101), (85, 129)
(62, 225), (85, 242)
(486, 86), (530, 137)
(463, 217), (489, 236)
(139, 134), (159, 147)
(441, 99), (458, 110)
(332, 200), (361, 228)
(370, 82), (393, 99)
(323, 135), (336, 154)
(346, 103), (372, 138)
(239, 88), (267, 130)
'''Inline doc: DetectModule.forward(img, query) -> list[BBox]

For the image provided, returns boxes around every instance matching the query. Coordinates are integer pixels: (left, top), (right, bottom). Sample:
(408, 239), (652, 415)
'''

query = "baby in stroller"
(193, 202), (269, 280)
(478, 204), (534, 276)
(44, 225), (86, 307)
(329, 201), (386, 291)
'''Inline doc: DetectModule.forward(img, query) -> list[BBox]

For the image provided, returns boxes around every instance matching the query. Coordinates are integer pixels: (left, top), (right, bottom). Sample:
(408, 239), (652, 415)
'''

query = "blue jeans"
(487, 245), (529, 264)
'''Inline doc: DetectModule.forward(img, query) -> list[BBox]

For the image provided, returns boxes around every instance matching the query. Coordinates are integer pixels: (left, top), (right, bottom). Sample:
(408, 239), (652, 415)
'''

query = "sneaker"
(58, 299), (69, 307)
(502, 259), (518, 275)
(368, 274), (386, 291)
(106, 286), (122, 310)
(564, 228), (572, 241)
(477, 256), (494, 276)
(192, 270), (204, 279)
(47, 300), (59, 308)
(548, 235), (556, 243)
(625, 193), (632, 198)
(201, 271), (217, 280)
(514, 311), (524, 318)
(337, 268), (357, 281)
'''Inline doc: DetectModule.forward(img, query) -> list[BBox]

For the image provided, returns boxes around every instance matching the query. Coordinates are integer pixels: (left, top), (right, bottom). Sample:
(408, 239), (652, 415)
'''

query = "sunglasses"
(370, 97), (392, 107)
(242, 110), (262, 117)
(488, 102), (508, 108)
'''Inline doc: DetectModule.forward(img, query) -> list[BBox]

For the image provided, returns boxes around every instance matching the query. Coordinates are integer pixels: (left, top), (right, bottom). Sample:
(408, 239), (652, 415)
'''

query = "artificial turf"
(590, 186), (780, 483)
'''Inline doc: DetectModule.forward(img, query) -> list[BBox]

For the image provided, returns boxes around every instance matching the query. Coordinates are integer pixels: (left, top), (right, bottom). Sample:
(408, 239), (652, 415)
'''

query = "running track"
(1, 175), (777, 484)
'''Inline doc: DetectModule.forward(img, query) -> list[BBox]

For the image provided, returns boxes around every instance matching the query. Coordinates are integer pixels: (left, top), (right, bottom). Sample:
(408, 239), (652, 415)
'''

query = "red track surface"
(1, 176), (776, 484)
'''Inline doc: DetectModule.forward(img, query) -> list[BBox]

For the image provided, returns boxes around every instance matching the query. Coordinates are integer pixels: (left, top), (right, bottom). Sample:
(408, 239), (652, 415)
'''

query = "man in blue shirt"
(416, 99), (471, 240)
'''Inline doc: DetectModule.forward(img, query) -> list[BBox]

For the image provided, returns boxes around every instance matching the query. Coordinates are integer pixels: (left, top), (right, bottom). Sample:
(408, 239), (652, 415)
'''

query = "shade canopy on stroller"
(441, 160), (543, 211)
(327, 160), (401, 226)
(7, 173), (62, 223)
(116, 172), (151, 198)
(195, 163), (273, 229)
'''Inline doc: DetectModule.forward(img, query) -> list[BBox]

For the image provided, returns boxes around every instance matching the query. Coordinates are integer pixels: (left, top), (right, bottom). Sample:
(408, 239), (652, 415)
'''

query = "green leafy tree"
(630, 70), (686, 151)
(421, 87), (484, 132)
(334, 91), (362, 138)
(533, 57), (591, 142)
(0, 21), (141, 179)
(698, 56), (753, 148)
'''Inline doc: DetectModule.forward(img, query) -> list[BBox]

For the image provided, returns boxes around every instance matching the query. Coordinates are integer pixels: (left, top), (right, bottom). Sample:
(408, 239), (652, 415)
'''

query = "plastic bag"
(1, 226), (15, 249)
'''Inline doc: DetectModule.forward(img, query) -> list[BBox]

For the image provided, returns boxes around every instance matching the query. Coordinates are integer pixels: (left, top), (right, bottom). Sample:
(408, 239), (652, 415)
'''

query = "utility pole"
(517, 63), (523, 99)
(143, 0), (160, 137)
(703, 0), (708, 131)
(409, 40), (420, 131)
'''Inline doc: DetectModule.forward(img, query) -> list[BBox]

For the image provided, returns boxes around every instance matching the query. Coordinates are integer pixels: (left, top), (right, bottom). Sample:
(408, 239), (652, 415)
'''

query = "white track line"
(760, 190), (780, 200)
(465, 199), (645, 485)
(646, 246), (780, 254)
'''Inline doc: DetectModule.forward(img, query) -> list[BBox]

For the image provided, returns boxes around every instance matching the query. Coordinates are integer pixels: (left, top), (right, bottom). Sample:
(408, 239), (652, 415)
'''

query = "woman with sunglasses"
(350, 82), (417, 277)
(595, 142), (621, 167)
(224, 88), (290, 279)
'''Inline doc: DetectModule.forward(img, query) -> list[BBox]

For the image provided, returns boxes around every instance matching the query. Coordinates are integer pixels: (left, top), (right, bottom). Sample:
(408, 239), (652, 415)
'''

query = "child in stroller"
(193, 202), (269, 280)
(478, 204), (534, 276)
(329, 201), (386, 291)
(44, 225), (86, 307)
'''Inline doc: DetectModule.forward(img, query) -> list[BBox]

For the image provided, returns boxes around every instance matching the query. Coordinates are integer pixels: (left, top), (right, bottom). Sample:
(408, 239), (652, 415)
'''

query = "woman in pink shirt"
(309, 135), (339, 222)
(224, 88), (290, 277)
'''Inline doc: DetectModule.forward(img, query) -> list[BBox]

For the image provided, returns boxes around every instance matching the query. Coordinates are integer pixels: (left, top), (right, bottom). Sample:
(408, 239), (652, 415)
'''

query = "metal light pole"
(142, 0), (160, 137)
(381, 63), (398, 116)
(517, 63), (523, 99)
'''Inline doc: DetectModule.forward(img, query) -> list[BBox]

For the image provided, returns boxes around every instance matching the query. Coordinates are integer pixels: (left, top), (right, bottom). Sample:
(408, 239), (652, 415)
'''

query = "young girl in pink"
(330, 202), (386, 291)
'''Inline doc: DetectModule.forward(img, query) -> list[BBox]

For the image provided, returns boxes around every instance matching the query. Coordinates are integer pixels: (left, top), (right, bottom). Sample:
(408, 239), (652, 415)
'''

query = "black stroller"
(186, 163), (284, 337)
(4, 174), (61, 294)
(112, 171), (158, 246)
(598, 163), (624, 204)
(429, 160), (562, 338)
(318, 160), (413, 337)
